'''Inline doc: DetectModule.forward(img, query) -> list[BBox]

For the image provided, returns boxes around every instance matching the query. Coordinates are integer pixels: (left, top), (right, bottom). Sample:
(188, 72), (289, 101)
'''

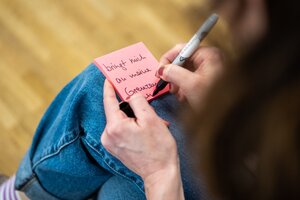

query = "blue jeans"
(15, 63), (205, 200)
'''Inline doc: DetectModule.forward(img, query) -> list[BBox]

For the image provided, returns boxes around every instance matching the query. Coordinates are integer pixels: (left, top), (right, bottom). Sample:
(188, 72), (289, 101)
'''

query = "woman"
(1, 0), (299, 199)
(101, 0), (300, 199)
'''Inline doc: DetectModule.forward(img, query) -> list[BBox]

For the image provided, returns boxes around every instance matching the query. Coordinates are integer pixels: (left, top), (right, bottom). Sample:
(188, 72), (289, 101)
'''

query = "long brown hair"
(188, 0), (300, 199)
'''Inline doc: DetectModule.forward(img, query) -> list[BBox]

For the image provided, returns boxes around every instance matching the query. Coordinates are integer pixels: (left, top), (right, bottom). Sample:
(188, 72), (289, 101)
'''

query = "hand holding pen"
(153, 13), (218, 96)
(154, 14), (225, 108)
(120, 14), (221, 116)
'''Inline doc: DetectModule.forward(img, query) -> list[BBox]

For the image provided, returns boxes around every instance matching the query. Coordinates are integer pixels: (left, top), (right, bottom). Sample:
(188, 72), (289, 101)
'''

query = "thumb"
(159, 64), (199, 93)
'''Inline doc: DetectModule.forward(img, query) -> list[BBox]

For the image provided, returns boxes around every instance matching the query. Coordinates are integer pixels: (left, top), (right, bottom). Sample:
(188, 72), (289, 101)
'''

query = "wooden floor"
(0, 0), (231, 175)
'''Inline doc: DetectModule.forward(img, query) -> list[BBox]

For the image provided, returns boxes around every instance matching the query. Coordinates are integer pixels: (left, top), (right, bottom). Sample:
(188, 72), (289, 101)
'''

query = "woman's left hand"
(101, 80), (179, 182)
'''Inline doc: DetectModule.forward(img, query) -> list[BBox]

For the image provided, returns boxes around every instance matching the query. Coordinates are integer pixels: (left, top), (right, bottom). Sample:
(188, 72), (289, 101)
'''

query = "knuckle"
(105, 123), (122, 136)
(101, 133), (112, 150)
(142, 113), (159, 126)
(130, 93), (144, 102)
(105, 124), (115, 135)
(208, 47), (224, 61)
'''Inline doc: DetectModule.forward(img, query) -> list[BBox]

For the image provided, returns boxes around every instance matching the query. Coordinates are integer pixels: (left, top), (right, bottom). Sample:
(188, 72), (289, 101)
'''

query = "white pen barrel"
(171, 13), (219, 67)
(172, 34), (200, 66)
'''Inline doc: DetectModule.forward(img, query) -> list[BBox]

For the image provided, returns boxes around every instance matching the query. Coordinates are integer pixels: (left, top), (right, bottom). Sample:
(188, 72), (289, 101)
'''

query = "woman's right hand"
(157, 44), (225, 109)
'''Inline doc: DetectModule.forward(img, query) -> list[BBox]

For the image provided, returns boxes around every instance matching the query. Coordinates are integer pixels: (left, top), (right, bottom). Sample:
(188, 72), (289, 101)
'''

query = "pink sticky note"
(94, 42), (169, 101)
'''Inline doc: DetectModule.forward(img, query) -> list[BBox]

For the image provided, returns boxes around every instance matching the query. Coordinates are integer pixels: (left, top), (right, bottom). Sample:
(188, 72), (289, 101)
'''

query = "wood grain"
(0, 0), (231, 175)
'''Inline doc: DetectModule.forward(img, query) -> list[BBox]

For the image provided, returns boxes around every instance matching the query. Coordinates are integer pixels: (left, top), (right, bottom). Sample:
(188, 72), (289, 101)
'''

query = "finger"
(159, 44), (186, 65)
(169, 83), (179, 94)
(127, 93), (158, 122)
(160, 64), (199, 93)
(190, 47), (224, 69)
(103, 80), (123, 123)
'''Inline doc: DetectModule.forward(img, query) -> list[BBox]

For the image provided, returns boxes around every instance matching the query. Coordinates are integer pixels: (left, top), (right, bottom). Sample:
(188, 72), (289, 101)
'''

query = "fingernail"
(157, 67), (164, 76)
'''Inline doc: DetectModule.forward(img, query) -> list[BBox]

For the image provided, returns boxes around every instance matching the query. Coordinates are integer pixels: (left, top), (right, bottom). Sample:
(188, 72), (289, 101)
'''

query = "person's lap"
(15, 63), (204, 200)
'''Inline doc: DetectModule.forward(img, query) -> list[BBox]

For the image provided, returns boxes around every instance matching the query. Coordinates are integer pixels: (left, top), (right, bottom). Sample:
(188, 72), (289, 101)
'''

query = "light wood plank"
(0, 0), (230, 175)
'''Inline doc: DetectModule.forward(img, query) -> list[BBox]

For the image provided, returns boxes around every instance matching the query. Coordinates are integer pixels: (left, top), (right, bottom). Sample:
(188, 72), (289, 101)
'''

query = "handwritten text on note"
(94, 42), (169, 101)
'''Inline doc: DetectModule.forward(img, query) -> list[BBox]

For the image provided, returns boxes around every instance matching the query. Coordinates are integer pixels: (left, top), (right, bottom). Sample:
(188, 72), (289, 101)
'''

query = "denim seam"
(82, 137), (145, 194)
(18, 175), (37, 191)
(32, 77), (85, 169)
(32, 131), (80, 170)
(64, 78), (86, 134)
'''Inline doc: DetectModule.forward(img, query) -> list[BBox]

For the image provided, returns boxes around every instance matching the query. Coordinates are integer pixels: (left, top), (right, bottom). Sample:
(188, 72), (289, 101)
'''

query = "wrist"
(143, 162), (184, 200)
